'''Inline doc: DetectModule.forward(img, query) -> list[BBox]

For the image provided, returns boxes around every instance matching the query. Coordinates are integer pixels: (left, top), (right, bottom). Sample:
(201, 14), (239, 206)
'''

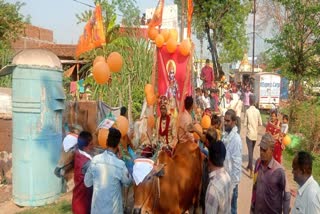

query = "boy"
(281, 114), (289, 135)
(280, 114), (289, 150)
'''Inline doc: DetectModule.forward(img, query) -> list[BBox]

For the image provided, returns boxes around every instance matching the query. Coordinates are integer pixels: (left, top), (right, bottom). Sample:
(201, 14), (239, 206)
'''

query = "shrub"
(286, 97), (320, 152)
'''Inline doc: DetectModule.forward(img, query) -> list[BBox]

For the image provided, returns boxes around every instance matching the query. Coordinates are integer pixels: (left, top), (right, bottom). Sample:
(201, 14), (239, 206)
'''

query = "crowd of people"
(63, 59), (320, 214)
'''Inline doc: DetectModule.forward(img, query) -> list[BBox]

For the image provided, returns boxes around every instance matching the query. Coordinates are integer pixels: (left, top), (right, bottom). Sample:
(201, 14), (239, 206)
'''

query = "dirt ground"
(0, 114), (298, 214)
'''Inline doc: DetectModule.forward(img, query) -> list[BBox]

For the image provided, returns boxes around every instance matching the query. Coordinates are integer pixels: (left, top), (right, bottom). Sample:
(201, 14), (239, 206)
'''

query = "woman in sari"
(265, 111), (282, 163)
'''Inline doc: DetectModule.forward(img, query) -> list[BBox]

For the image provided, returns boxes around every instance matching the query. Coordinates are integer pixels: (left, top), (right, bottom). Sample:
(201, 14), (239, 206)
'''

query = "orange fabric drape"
(76, 4), (106, 58)
(148, 0), (164, 28)
(187, 0), (193, 38)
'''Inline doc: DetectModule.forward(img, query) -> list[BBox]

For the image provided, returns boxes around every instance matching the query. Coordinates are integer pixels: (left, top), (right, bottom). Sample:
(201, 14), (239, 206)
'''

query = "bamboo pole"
(128, 75), (133, 125)
(179, 44), (193, 114)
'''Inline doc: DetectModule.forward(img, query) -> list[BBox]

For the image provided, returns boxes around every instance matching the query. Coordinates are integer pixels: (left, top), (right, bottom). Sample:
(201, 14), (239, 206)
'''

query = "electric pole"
(252, 0), (256, 75)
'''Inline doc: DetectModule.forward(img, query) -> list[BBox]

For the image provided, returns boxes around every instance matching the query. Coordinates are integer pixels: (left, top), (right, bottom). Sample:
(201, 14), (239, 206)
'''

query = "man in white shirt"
(229, 93), (243, 134)
(221, 109), (242, 214)
(244, 94), (262, 177)
(202, 89), (211, 109)
(292, 151), (320, 214)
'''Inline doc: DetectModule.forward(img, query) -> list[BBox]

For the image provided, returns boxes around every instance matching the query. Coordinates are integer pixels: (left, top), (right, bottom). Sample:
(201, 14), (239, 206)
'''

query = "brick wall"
(11, 24), (76, 59)
(12, 24), (54, 51)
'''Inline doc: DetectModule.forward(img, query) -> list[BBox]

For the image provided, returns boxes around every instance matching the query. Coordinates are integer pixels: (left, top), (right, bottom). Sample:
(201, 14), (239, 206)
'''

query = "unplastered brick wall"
(23, 24), (53, 42)
(12, 24), (54, 50)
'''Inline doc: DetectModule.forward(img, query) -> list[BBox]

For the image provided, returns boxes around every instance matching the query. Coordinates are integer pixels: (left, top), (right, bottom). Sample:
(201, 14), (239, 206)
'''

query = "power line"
(71, 0), (124, 17)
(71, 0), (94, 8)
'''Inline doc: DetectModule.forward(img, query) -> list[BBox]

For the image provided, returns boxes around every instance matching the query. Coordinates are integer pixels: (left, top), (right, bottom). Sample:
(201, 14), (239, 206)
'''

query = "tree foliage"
(0, 0), (26, 47)
(191, 0), (251, 76)
(76, 0), (140, 27)
(267, 0), (320, 95)
(0, 0), (27, 87)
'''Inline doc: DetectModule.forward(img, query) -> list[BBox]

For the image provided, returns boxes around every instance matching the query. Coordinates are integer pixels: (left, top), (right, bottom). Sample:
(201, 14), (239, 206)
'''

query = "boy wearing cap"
(251, 133), (291, 214)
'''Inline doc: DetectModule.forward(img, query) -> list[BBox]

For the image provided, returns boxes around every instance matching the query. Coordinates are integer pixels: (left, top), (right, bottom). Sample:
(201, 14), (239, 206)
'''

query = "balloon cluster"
(92, 52), (123, 84)
(147, 27), (191, 56)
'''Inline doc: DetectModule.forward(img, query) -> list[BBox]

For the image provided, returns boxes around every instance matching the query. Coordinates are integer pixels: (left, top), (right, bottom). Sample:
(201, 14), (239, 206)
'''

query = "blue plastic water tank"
(9, 49), (65, 206)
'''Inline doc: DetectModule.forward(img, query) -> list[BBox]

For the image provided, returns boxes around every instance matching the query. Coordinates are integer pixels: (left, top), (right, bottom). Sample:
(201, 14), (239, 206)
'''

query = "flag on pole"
(76, 4), (106, 58)
(148, 0), (164, 28)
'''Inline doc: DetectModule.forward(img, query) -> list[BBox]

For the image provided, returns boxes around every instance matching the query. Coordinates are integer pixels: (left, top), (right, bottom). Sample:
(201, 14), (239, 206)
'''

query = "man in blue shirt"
(84, 128), (132, 214)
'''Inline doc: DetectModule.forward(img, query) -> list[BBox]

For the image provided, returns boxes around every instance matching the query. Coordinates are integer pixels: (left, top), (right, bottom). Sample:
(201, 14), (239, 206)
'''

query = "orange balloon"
(93, 61), (110, 84)
(160, 29), (170, 42)
(146, 94), (156, 106)
(98, 128), (109, 149)
(155, 34), (165, 48)
(144, 84), (154, 96)
(179, 39), (191, 56)
(166, 38), (177, 53)
(221, 75), (226, 81)
(193, 123), (203, 140)
(148, 27), (158, 41)
(201, 115), (211, 129)
(169, 29), (178, 41)
(114, 116), (129, 137)
(147, 115), (155, 128)
(282, 135), (291, 146)
(93, 56), (105, 66)
(107, 52), (123, 73)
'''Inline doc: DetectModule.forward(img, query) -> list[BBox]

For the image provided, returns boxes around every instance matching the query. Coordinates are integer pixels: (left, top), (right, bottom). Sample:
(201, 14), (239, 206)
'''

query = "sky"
(7, 0), (174, 44)
(7, 0), (269, 63)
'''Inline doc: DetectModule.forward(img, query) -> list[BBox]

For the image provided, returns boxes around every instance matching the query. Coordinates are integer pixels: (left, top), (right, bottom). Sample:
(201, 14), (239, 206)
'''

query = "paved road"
(237, 121), (265, 214)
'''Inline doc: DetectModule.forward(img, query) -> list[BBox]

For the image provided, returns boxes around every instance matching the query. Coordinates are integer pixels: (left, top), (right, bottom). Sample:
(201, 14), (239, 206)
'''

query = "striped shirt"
(205, 168), (232, 214)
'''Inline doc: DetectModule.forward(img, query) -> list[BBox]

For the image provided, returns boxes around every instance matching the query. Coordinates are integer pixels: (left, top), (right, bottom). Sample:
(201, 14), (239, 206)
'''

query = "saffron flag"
(187, 0), (193, 38)
(76, 5), (106, 57)
(148, 0), (164, 28)
(157, 45), (191, 111)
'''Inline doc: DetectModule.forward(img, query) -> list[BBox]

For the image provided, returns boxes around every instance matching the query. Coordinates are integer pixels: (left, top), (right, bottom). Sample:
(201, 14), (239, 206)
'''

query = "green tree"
(0, 0), (27, 87)
(267, 0), (320, 99)
(187, 0), (251, 77)
(0, 0), (26, 48)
